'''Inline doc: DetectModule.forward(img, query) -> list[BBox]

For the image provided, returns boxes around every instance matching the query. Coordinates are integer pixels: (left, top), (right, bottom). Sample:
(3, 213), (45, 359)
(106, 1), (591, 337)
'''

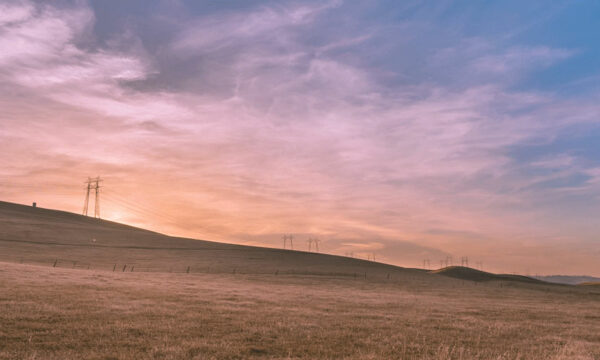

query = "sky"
(1, 0), (599, 276)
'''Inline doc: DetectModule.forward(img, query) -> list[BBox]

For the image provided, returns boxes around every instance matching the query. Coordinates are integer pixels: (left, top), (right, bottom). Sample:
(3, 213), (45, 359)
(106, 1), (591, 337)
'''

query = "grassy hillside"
(0, 200), (419, 279)
(431, 266), (547, 284)
(0, 201), (552, 285)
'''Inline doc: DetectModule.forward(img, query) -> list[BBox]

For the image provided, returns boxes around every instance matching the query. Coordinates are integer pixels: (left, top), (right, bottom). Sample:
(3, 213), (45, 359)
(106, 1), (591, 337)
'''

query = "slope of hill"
(0, 200), (562, 287)
(0, 200), (415, 279)
(431, 266), (545, 284)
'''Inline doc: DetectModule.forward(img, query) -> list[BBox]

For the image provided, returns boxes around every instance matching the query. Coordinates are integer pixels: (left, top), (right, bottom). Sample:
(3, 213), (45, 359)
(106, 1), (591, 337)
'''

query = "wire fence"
(2, 256), (593, 296)
(5, 256), (385, 280)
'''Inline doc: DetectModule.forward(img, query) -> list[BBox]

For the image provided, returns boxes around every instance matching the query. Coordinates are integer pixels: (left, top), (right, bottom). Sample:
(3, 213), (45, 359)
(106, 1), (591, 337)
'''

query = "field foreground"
(1, 261), (600, 360)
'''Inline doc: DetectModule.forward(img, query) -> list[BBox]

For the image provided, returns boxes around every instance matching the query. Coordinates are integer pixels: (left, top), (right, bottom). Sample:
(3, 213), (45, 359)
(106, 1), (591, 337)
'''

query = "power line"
(101, 191), (180, 224)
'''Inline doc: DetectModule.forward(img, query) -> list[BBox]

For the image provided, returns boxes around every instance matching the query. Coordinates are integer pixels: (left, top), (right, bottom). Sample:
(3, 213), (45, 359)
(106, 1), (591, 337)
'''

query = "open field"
(2, 201), (600, 359)
(2, 262), (600, 360)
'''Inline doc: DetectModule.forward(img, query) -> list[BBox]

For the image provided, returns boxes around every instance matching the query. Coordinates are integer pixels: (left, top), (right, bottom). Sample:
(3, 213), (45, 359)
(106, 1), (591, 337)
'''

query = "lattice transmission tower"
(83, 176), (103, 218)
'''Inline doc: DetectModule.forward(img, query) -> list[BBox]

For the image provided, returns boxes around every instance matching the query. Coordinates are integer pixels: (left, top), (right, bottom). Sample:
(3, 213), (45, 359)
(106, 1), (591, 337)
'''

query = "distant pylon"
(83, 180), (91, 215)
(461, 256), (469, 267)
(445, 256), (453, 267)
(313, 238), (320, 253)
(83, 176), (103, 218)
(283, 234), (294, 250)
(307, 238), (313, 251)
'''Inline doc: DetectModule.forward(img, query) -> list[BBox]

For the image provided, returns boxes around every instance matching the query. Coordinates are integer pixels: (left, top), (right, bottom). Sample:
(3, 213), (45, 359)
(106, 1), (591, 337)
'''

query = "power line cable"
(102, 191), (180, 224)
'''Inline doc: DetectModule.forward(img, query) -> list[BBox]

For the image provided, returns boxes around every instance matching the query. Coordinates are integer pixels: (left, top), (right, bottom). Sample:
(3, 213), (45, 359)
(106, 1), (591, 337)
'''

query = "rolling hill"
(0, 200), (418, 279)
(431, 266), (547, 284)
(0, 200), (553, 286)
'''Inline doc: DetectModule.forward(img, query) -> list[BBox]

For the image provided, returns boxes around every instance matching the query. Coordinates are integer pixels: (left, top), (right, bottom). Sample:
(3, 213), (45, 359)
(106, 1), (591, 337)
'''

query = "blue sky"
(1, 0), (599, 275)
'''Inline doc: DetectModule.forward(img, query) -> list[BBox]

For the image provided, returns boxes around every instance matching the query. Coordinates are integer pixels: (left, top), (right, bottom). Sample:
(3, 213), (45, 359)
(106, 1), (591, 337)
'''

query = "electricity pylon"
(445, 256), (453, 267)
(83, 176), (102, 218)
(313, 238), (320, 253)
(461, 256), (469, 267)
(283, 234), (294, 250)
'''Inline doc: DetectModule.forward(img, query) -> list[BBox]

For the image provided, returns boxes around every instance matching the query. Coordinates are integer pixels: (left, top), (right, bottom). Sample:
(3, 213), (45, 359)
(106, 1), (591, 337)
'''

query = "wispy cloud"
(171, 0), (342, 56)
(1, 0), (599, 275)
(471, 46), (575, 76)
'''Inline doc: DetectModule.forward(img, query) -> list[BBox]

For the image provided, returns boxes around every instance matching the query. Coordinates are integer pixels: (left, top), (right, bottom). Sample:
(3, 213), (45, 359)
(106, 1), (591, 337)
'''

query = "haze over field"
(1, 0), (600, 275)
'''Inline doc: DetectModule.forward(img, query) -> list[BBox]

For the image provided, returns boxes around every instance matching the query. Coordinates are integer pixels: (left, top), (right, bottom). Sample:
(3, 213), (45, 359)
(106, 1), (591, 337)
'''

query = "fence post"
(131, 266), (134, 272)
(113, 264), (116, 272)
(122, 265), (127, 272)
(186, 266), (190, 274)
(53, 259), (58, 268)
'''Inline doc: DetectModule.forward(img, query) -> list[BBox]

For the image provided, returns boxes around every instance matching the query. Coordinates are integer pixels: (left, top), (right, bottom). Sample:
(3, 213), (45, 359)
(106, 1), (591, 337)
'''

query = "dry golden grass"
(1, 261), (600, 360)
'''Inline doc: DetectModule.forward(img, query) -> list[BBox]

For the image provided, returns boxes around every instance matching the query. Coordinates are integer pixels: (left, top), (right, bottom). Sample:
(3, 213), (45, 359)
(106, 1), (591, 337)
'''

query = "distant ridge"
(534, 275), (600, 286)
(431, 266), (545, 284)
(0, 200), (564, 285)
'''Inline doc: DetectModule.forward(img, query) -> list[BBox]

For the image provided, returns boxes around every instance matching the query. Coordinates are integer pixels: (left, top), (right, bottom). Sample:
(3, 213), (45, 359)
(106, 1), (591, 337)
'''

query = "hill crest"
(431, 266), (545, 284)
